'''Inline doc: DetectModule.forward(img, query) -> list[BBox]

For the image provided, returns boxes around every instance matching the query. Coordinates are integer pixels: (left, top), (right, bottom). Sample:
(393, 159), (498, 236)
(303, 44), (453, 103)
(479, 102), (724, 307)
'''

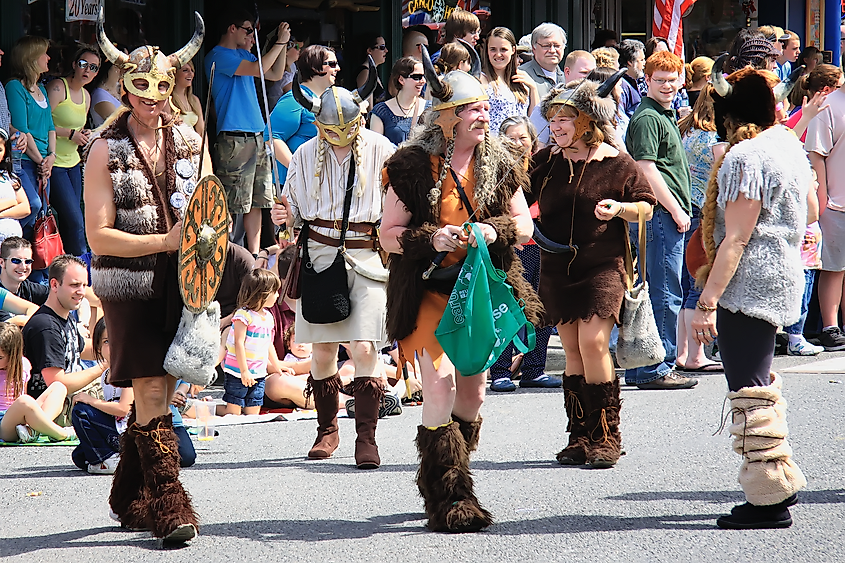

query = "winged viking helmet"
(292, 56), (379, 147)
(97, 6), (204, 102)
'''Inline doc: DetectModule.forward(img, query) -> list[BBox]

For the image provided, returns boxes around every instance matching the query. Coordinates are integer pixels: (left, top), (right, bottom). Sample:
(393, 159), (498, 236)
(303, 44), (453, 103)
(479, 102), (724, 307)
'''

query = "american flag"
(653, 0), (699, 60)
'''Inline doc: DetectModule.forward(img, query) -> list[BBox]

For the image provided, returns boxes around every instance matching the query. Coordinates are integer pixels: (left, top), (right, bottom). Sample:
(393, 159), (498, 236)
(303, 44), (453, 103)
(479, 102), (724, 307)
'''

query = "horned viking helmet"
(292, 56), (378, 147)
(97, 6), (204, 102)
(542, 69), (627, 141)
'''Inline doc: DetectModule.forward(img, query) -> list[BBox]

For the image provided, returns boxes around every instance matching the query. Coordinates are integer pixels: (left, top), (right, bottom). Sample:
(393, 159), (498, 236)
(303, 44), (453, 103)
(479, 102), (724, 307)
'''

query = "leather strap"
(307, 230), (377, 249)
(623, 201), (651, 290)
(310, 218), (376, 234)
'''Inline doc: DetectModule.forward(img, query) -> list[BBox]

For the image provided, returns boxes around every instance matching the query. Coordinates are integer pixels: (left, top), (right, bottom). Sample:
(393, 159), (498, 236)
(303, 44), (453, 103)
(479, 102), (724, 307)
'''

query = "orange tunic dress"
(398, 156), (477, 371)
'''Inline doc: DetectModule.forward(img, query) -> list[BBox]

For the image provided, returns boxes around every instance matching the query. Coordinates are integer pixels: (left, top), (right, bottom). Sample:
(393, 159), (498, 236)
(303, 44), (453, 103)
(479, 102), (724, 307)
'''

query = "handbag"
(299, 156), (355, 324)
(282, 231), (304, 299)
(685, 226), (707, 278)
(31, 183), (65, 270)
(164, 301), (222, 386)
(616, 202), (667, 369)
(435, 223), (535, 375)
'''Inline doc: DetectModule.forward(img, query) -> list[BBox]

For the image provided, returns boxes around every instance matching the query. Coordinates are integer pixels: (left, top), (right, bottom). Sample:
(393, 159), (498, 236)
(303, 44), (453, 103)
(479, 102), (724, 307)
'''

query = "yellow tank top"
(52, 78), (88, 168)
(181, 110), (198, 128)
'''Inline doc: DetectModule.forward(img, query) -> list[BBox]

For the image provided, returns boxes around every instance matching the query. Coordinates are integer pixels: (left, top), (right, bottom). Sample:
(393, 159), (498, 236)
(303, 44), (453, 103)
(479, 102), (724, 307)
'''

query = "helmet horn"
(96, 6), (129, 67)
(420, 44), (446, 98)
(169, 12), (205, 69)
(597, 69), (627, 98)
(352, 55), (378, 104)
(774, 65), (805, 103)
(712, 53), (732, 98)
(457, 39), (482, 79)
(292, 70), (321, 115)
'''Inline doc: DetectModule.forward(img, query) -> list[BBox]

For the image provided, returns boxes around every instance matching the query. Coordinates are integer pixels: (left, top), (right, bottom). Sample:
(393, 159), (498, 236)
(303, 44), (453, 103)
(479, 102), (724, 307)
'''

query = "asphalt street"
(2, 341), (844, 563)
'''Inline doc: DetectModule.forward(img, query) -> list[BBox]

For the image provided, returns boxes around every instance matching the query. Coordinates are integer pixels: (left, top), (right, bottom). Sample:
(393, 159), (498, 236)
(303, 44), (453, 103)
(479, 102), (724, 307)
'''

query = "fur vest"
(383, 143), (543, 342)
(90, 111), (201, 301)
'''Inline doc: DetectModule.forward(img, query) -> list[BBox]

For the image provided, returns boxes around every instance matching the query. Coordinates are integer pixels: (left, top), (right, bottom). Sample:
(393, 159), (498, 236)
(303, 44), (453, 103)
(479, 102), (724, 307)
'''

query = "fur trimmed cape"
(383, 143), (543, 343)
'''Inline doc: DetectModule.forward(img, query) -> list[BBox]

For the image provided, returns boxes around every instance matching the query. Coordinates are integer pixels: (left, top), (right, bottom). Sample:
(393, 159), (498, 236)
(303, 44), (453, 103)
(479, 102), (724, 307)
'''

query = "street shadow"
(0, 526), (166, 557)
(605, 489), (845, 505)
(488, 512), (723, 534)
(0, 466), (86, 480)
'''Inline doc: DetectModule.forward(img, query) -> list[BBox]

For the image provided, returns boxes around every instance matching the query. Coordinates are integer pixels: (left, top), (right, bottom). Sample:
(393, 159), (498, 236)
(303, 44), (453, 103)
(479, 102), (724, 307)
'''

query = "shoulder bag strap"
(338, 153), (356, 249)
(623, 202), (650, 289)
(447, 168), (475, 217)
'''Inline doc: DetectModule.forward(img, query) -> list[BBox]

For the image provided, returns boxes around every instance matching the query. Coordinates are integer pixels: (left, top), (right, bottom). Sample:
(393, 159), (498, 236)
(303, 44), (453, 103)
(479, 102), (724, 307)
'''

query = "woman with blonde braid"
(691, 63), (808, 529)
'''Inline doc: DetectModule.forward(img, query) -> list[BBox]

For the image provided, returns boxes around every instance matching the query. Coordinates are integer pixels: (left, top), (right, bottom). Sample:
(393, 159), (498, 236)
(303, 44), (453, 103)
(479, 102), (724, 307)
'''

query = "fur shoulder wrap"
(383, 143), (543, 343)
(90, 113), (201, 302)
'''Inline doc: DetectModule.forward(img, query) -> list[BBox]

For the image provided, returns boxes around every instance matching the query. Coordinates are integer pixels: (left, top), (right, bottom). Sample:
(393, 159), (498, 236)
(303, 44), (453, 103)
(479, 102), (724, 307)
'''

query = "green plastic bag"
(435, 223), (535, 375)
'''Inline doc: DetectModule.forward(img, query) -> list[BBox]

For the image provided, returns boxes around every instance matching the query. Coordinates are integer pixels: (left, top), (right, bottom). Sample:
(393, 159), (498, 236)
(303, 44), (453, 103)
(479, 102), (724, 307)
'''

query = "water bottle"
(11, 132), (23, 173)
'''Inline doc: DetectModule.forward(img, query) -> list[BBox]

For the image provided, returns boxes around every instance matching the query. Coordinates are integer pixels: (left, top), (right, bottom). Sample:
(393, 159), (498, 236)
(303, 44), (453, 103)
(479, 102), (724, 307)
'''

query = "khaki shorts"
(213, 132), (274, 215)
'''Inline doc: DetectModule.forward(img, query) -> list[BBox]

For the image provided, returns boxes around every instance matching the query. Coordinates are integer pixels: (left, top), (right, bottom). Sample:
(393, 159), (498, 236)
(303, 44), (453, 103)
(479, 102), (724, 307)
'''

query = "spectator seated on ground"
(22, 256), (104, 398)
(0, 237), (47, 326)
(0, 322), (76, 443)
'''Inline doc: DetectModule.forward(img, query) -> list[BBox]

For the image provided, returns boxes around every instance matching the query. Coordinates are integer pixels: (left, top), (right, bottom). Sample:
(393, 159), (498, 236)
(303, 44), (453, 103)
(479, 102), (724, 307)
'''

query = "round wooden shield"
(178, 175), (228, 313)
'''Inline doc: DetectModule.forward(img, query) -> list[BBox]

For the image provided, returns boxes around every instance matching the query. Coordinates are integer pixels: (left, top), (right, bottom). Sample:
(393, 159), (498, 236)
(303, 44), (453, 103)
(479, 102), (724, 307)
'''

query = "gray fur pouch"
(164, 301), (221, 386)
(616, 281), (666, 369)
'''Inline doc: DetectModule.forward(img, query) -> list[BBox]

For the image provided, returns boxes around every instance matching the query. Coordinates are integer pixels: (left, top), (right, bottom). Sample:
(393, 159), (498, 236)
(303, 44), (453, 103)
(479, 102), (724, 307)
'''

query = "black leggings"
(716, 306), (776, 392)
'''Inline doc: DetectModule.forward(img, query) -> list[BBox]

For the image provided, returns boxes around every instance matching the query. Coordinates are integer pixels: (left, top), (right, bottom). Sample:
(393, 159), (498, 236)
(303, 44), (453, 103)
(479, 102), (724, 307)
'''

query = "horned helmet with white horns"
(292, 56), (378, 148)
(96, 6), (204, 103)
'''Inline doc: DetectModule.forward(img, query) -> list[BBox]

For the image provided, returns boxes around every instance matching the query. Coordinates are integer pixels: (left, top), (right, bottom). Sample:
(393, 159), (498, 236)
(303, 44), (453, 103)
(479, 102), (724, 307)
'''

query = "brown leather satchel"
(282, 233), (303, 299)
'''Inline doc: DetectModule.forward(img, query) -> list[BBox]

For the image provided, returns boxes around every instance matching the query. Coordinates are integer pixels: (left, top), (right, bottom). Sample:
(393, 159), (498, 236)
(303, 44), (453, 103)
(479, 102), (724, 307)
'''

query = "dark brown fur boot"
(108, 406), (149, 531)
(556, 374), (588, 465)
(415, 422), (493, 533)
(352, 377), (383, 469)
(452, 414), (482, 453)
(134, 413), (199, 543)
(304, 373), (341, 459)
(582, 379), (622, 469)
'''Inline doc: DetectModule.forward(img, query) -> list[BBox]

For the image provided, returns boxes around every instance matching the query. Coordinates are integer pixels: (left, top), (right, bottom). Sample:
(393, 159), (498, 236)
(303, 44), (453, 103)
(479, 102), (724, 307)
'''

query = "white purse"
(164, 301), (221, 386)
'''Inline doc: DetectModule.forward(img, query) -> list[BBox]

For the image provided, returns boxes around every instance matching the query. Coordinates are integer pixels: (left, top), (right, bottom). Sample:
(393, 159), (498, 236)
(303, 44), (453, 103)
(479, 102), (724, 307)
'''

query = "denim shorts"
(223, 374), (266, 407)
(0, 410), (5, 426)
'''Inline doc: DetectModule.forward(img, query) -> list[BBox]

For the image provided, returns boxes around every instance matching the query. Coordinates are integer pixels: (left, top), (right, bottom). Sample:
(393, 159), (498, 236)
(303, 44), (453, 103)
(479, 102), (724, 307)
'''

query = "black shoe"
(819, 327), (845, 351)
(636, 371), (698, 390)
(716, 499), (794, 529)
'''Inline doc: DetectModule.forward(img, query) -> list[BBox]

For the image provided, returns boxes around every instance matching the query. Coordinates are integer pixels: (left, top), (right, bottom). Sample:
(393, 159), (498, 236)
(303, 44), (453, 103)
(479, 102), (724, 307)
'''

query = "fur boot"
(556, 374), (587, 465)
(134, 413), (199, 543)
(304, 373), (342, 459)
(717, 372), (806, 529)
(452, 414), (482, 453)
(352, 377), (383, 469)
(415, 422), (493, 533)
(582, 378), (622, 469)
(108, 407), (149, 531)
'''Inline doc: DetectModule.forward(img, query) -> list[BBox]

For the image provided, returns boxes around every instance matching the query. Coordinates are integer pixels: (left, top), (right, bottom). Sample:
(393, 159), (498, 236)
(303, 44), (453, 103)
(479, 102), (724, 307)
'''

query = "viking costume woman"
(528, 73), (657, 468)
(379, 41), (541, 533)
(692, 59), (807, 529)
(85, 8), (204, 544)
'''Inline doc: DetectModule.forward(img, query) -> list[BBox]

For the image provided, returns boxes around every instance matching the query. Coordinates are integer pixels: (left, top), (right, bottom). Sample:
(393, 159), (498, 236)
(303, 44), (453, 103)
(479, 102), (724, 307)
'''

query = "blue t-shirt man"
(263, 87), (317, 184)
(205, 46), (265, 134)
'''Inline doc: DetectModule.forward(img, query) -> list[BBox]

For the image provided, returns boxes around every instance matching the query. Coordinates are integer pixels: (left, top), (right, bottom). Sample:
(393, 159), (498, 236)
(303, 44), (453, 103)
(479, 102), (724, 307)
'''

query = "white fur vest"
(90, 112), (201, 301)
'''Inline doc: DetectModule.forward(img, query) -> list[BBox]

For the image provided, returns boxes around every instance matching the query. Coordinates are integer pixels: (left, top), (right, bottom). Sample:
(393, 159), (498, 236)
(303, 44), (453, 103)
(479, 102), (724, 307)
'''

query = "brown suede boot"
(351, 377), (383, 469)
(556, 374), (588, 465)
(108, 407), (149, 531)
(304, 373), (341, 459)
(582, 378), (622, 469)
(415, 422), (493, 533)
(452, 414), (482, 453)
(134, 413), (199, 543)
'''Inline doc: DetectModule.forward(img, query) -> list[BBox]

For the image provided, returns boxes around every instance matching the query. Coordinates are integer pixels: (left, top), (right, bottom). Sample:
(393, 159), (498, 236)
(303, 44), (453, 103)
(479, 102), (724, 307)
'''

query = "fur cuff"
(399, 223), (439, 261)
(481, 215), (518, 254)
(739, 457), (807, 506)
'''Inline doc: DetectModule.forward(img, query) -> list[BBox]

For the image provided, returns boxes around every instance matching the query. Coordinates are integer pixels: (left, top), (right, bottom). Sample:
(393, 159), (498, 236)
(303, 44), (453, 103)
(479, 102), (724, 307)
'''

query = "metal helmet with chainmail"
(97, 6), (203, 102)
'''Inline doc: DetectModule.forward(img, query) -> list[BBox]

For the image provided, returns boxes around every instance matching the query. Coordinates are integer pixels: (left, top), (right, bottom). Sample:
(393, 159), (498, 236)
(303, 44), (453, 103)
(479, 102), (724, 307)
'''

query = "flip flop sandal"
(675, 362), (724, 373)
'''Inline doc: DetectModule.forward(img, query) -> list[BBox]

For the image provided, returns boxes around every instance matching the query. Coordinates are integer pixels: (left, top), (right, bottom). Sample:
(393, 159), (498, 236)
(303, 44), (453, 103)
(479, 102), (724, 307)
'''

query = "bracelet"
(429, 229), (439, 249)
(68, 129), (75, 140)
(696, 300), (717, 312)
(614, 204), (625, 218)
(275, 43), (287, 46)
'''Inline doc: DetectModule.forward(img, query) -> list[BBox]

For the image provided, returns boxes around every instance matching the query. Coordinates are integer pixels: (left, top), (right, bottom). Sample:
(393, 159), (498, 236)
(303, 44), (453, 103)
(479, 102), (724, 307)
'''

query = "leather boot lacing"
(713, 396), (777, 454)
(133, 422), (172, 454)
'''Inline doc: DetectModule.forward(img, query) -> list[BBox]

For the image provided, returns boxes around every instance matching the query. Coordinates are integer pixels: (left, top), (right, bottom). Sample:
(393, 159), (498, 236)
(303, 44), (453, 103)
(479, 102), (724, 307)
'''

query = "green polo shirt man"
(621, 50), (697, 391)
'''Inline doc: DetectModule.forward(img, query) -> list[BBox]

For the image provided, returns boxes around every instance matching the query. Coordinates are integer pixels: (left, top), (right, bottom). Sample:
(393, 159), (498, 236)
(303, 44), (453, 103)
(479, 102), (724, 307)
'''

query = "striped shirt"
(222, 308), (275, 378)
(282, 128), (395, 241)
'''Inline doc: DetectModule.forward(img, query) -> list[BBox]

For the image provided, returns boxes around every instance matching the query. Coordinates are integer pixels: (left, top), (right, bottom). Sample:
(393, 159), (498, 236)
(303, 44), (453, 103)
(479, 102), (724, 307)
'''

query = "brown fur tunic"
(383, 144), (543, 343)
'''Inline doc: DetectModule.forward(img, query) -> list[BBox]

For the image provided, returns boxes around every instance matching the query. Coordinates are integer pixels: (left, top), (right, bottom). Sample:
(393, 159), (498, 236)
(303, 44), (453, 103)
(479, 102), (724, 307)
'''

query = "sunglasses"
(403, 73), (425, 81)
(77, 59), (99, 72)
(287, 40), (303, 50)
(371, 44), (388, 51)
(8, 258), (34, 265)
(239, 25), (255, 35)
(323, 60), (339, 68)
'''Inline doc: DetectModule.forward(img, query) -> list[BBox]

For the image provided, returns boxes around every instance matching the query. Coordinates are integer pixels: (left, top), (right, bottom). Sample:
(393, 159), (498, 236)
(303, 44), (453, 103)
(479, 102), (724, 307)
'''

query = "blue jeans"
(624, 207), (685, 384)
(17, 159), (44, 237)
(784, 269), (818, 336)
(71, 402), (120, 467)
(50, 164), (87, 256)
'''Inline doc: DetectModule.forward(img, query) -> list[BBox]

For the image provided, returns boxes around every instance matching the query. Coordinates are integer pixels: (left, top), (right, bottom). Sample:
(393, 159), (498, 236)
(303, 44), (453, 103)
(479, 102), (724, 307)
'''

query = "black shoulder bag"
(299, 156), (355, 324)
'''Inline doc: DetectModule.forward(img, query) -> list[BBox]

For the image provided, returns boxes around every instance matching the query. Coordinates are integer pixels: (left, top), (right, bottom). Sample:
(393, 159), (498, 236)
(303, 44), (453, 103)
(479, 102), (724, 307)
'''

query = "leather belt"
(220, 131), (260, 137)
(307, 229), (378, 250)
(310, 218), (377, 235)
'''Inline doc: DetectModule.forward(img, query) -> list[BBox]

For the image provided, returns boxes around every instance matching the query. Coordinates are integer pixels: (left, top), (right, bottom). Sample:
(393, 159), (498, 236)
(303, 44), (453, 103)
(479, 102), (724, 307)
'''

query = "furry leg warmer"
(452, 414), (482, 453)
(352, 377), (383, 469)
(108, 407), (149, 531)
(582, 378), (623, 469)
(727, 372), (807, 506)
(556, 374), (588, 465)
(134, 413), (198, 543)
(415, 422), (493, 533)
(304, 373), (342, 459)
